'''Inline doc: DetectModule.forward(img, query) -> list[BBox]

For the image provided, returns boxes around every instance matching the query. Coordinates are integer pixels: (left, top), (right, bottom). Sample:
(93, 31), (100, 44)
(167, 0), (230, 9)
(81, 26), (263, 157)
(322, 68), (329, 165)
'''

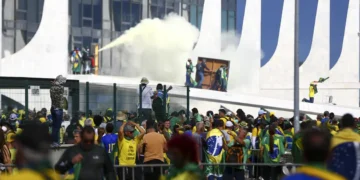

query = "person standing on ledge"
(50, 75), (67, 148)
(302, 81), (317, 103)
(196, 59), (210, 89)
(186, 59), (196, 87)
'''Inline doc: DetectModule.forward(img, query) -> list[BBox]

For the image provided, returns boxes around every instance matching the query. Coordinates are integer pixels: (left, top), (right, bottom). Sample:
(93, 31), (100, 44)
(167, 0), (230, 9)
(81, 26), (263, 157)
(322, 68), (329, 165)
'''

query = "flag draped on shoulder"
(204, 128), (225, 177)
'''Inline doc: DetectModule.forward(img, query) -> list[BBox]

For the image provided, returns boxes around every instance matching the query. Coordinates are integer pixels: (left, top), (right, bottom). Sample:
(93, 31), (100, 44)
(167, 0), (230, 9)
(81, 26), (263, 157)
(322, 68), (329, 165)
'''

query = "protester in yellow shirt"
(219, 109), (229, 128)
(331, 114), (360, 149)
(302, 81), (317, 103)
(117, 121), (145, 179)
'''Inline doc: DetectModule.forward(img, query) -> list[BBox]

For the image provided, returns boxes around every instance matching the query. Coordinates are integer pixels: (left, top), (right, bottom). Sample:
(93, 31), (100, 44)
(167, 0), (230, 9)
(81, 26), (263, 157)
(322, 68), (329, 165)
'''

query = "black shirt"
(55, 144), (116, 180)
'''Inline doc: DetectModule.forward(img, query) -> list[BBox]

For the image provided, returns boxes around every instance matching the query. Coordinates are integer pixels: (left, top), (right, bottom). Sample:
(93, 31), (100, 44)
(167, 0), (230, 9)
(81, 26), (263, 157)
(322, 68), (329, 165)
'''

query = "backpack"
(226, 145), (244, 163)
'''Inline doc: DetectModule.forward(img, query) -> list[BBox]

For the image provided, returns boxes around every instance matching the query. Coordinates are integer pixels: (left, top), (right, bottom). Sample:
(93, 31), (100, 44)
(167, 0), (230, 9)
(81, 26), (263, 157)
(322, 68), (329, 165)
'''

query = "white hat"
(258, 109), (266, 115)
(225, 121), (233, 127)
(226, 112), (232, 116)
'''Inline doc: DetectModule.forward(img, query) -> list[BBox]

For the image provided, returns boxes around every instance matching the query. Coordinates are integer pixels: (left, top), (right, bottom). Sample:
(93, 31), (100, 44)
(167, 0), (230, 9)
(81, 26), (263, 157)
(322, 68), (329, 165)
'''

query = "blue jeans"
(51, 108), (63, 143)
(303, 97), (314, 103)
(186, 73), (192, 87)
(220, 78), (227, 91)
(196, 72), (204, 88)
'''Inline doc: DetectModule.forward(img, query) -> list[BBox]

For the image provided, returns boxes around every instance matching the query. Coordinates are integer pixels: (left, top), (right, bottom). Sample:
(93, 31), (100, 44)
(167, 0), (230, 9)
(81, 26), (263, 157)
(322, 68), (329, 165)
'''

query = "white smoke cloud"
(220, 30), (265, 94)
(100, 13), (199, 84)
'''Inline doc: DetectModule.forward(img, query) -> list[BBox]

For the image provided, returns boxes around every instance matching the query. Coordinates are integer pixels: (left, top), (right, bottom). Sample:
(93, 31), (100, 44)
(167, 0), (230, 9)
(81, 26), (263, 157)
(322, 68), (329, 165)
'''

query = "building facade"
(2, 0), (236, 75)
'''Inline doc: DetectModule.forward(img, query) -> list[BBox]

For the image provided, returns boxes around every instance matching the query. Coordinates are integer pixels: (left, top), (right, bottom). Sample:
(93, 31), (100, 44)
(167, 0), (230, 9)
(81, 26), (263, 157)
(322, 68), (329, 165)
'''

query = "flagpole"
(294, 0), (300, 132)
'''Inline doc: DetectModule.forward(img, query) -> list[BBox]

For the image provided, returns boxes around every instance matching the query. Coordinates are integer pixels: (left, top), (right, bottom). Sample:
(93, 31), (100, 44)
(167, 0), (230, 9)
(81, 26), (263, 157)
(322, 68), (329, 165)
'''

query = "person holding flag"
(302, 77), (329, 103)
(204, 120), (227, 179)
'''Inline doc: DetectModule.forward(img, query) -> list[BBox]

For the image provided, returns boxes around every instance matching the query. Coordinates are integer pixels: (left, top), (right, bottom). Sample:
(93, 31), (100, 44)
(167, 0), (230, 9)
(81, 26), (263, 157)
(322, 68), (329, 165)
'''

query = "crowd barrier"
(0, 149), (298, 180)
(0, 77), (190, 124)
(114, 162), (301, 180)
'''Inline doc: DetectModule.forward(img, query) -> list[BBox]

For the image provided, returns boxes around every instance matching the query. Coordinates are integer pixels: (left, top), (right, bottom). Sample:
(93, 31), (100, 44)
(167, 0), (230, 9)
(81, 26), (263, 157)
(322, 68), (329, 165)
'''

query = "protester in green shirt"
(261, 124), (285, 180)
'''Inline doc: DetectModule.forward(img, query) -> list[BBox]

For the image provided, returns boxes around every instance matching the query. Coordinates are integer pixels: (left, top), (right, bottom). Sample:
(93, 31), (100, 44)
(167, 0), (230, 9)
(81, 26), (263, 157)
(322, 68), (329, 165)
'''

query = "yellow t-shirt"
(220, 117), (228, 128)
(192, 126), (196, 133)
(1, 169), (60, 180)
(39, 117), (46, 123)
(118, 136), (141, 165)
(309, 85), (315, 97)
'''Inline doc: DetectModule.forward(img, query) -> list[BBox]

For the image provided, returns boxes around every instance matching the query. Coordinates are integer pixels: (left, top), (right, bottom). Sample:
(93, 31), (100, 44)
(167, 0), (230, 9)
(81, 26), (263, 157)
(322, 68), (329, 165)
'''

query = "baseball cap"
(225, 121), (233, 127)
(226, 112), (232, 116)
(124, 124), (135, 132)
(9, 113), (17, 121)
(258, 109), (266, 115)
(84, 119), (93, 126)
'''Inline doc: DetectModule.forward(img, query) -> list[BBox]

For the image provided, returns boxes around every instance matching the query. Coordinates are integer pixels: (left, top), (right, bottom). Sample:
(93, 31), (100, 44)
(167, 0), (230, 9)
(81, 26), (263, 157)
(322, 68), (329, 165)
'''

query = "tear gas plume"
(100, 13), (199, 84)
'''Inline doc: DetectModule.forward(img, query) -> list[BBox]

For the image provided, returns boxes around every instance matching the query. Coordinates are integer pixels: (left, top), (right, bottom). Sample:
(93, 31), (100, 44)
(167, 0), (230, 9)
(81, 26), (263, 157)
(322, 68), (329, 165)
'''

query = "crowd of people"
(1, 104), (360, 180)
(69, 47), (96, 75)
(0, 76), (360, 180)
(185, 59), (228, 92)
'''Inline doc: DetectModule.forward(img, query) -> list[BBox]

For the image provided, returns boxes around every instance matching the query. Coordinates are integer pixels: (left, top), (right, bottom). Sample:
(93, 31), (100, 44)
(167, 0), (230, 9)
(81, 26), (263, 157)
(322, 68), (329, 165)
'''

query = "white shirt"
(137, 85), (153, 109)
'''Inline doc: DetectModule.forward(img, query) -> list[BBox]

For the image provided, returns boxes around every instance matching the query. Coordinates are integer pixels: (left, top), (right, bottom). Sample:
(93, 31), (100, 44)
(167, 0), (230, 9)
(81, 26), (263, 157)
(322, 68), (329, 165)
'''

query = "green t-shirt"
(194, 114), (202, 122)
(170, 117), (180, 130)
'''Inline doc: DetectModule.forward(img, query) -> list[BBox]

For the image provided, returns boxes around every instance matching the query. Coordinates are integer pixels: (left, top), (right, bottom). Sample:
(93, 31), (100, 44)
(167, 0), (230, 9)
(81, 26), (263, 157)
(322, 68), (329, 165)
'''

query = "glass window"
(197, 6), (203, 28)
(93, 38), (99, 43)
(151, 0), (158, 5)
(228, 11), (235, 31)
(83, 19), (92, 27)
(189, 5), (197, 27)
(37, 0), (44, 23)
(74, 36), (83, 42)
(122, 1), (131, 22)
(158, 0), (165, 6)
(112, 1), (122, 31)
(166, 0), (175, 8)
(16, 11), (27, 21)
(93, 0), (102, 29)
(71, 0), (82, 27)
(221, 0), (228, 10)
(82, 36), (92, 49)
(221, 10), (227, 31)
(17, 0), (27, 11)
(150, 6), (157, 18)
(131, 3), (142, 25)
(83, 4), (92, 18)
(158, 6), (165, 18)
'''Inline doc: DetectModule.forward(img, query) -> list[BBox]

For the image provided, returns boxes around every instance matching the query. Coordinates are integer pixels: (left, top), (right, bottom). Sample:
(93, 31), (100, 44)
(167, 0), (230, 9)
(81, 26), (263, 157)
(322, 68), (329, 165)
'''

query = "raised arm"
(118, 122), (126, 141)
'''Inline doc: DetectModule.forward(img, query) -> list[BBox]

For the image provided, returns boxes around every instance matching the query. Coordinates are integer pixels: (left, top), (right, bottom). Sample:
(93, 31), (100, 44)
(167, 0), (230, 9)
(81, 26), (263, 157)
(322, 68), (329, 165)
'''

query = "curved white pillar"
(299, 0), (330, 103)
(329, 0), (359, 107)
(260, 0), (295, 99)
(228, 0), (261, 94)
(0, 0), (68, 78)
(192, 0), (221, 60)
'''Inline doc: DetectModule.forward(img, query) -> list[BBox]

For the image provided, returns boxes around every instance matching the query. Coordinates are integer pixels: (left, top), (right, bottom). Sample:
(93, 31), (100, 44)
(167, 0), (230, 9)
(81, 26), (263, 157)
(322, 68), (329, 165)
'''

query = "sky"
(236, 0), (350, 68)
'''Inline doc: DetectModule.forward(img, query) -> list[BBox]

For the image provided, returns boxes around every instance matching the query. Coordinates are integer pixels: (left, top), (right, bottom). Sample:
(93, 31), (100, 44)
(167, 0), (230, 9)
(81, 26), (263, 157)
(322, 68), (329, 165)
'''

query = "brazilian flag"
(204, 128), (225, 178)
(110, 141), (119, 165)
(318, 77), (329, 83)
